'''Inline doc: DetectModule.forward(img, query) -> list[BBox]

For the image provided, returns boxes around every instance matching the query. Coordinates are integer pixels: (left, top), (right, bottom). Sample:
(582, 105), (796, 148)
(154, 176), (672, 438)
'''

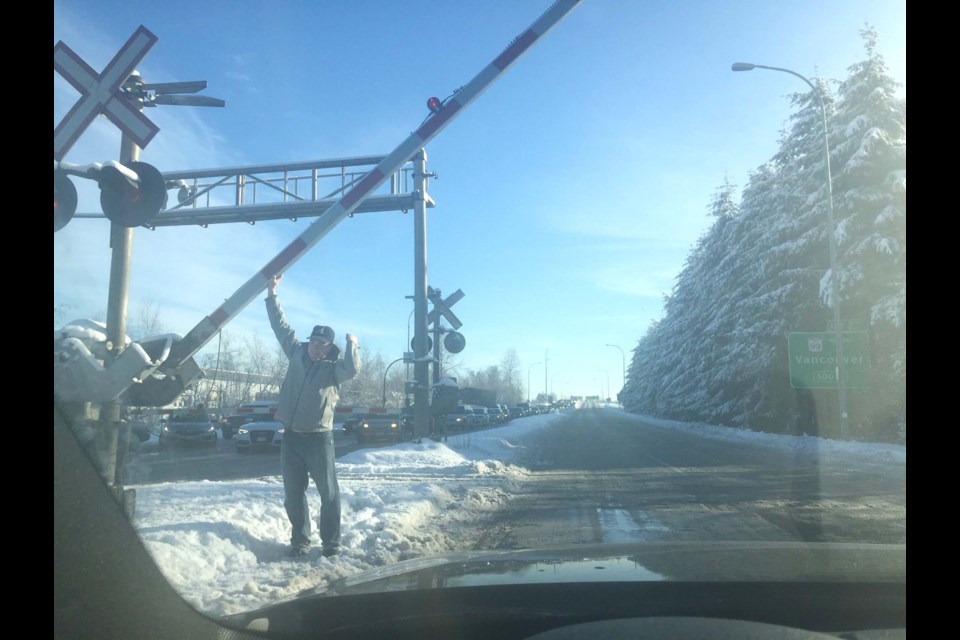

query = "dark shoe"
(321, 546), (340, 558)
(288, 543), (310, 558)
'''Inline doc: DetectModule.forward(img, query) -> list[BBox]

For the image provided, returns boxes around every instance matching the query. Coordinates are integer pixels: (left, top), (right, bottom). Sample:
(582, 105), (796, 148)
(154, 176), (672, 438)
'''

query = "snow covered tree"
(822, 26), (906, 440)
(622, 28), (905, 441)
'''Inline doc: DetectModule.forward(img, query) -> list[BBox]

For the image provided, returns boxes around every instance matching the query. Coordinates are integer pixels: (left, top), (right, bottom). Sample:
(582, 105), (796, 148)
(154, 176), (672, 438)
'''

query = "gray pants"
(281, 430), (340, 551)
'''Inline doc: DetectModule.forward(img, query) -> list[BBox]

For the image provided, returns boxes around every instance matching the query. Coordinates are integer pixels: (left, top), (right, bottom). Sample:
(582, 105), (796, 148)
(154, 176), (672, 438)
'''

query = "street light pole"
(605, 344), (625, 400)
(732, 62), (850, 439)
(544, 349), (549, 403)
(527, 361), (541, 403)
(382, 357), (405, 407)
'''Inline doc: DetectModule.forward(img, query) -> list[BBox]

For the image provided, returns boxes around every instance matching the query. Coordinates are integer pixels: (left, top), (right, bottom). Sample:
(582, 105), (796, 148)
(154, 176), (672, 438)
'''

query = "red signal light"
(98, 161), (167, 227)
(427, 97), (442, 113)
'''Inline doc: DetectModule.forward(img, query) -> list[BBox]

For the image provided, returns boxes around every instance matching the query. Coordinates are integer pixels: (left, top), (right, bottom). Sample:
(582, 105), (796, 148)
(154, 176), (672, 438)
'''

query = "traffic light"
(54, 170), (78, 232)
(98, 161), (168, 227)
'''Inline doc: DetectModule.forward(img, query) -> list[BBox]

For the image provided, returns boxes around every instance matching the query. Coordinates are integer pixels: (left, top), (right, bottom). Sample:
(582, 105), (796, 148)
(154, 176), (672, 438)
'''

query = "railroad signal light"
(411, 336), (434, 352)
(444, 331), (466, 354)
(426, 97), (442, 114)
(98, 161), (168, 227)
(54, 170), (78, 232)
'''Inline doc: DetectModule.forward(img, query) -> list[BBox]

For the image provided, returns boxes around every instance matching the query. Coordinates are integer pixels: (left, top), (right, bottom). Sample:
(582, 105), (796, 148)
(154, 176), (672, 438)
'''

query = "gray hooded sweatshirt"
(266, 294), (360, 433)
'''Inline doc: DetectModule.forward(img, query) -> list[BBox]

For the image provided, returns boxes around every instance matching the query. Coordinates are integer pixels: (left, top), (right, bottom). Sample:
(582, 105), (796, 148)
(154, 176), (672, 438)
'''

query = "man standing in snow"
(266, 274), (360, 558)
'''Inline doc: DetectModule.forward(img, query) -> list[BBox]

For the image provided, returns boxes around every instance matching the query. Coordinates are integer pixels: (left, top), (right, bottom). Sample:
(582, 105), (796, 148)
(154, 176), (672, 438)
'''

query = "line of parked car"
(149, 401), (282, 453)
(152, 398), (578, 453)
(442, 401), (569, 433)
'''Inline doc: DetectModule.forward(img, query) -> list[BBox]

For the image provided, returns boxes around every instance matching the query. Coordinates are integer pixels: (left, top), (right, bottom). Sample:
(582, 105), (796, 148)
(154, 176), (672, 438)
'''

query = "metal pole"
(406, 306), (414, 381)
(433, 321), (442, 384)
(98, 132), (138, 511)
(605, 344), (625, 398)
(382, 357), (404, 407)
(412, 149), (430, 439)
(432, 300), (443, 386)
(731, 63), (850, 438)
(527, 361), (541, 403)
(544, 349), (548, 403)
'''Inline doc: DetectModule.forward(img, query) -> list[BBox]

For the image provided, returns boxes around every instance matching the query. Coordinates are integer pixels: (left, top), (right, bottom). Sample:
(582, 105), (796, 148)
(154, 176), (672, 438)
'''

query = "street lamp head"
(731, 63), (756, 72)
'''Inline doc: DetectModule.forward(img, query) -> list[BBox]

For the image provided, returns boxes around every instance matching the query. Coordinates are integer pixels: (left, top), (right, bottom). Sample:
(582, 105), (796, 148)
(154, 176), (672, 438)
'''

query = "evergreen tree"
(823, 26), (906, 439)
(622, 28), (905, 441)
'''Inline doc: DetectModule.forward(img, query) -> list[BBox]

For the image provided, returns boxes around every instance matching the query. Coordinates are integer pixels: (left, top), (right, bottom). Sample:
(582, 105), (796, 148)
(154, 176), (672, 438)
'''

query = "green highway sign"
(787, 332), (870, 389)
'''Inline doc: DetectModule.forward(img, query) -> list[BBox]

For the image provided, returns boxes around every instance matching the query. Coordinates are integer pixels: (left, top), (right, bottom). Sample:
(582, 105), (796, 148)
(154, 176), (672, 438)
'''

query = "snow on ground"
(132, 412), (563, 616)
(130, 407), (904, 617)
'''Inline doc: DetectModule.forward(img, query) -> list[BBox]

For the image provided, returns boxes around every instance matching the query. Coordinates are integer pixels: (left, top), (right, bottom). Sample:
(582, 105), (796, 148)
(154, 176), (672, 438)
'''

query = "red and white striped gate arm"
(167, 0), (582, 368)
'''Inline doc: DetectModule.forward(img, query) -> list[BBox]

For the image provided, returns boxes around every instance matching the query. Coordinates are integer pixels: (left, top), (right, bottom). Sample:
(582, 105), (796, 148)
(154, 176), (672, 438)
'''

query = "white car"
(235, 418), (283, 451)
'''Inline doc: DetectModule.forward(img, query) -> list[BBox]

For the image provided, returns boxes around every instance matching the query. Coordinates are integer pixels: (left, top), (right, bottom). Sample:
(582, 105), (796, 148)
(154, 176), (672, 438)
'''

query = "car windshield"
(246, 414), (276, 423)
(54, 1), (905, 637)
(169, 414), (207, 423)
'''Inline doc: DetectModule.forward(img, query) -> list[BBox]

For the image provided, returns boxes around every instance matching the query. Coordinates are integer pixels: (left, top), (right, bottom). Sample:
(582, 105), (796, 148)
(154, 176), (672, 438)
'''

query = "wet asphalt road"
(468, 409), (906, 547)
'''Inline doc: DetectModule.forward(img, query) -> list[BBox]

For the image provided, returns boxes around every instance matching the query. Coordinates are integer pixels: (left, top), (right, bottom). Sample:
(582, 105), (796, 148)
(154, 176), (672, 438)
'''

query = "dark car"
(355, 413), (403, 445)
(341, 415), (363, 436)
(158, 413), (218, 451)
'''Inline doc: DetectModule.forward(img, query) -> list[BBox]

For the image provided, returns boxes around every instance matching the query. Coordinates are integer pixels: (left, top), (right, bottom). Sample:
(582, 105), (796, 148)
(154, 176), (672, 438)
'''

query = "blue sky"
(53, 0), (906, 400)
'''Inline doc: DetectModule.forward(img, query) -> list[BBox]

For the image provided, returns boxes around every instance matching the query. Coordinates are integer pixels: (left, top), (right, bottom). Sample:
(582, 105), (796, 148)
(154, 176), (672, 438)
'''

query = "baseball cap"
(310, 325), (335, 343)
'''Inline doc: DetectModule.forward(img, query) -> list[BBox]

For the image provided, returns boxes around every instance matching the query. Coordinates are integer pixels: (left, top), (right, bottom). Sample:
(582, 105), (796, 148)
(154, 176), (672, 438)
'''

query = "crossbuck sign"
(54, 25), (160, 161)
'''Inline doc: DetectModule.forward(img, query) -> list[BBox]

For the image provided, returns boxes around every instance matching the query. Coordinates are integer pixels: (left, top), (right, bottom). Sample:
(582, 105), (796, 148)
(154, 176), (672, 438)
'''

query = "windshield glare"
(54, 0), (905, 629)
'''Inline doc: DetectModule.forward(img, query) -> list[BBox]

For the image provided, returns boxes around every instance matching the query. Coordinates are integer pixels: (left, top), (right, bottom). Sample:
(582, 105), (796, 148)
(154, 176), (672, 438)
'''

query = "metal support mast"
(412, 150), (431, 439)
(97, 133), (138, 510)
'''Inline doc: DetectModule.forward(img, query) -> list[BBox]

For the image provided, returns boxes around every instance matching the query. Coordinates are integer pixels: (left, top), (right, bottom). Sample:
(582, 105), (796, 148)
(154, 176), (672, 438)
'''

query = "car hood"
(166, 422), (212, 431)
(304, 542), (904, 598)
(362, 420), (398, 428)
(221, 542), (905, 634)
(243, 421), (283, 429)
(240, 542), (907, 598)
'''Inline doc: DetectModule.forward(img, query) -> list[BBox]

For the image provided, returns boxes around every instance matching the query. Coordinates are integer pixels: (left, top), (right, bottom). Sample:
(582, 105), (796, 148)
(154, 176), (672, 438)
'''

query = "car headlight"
(391, 423), (398, 429)
(162, 425), (170, 432)
(362, 423), (369, 429)
(277, 428), (285, 434)
(238, 428), (248, 435)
